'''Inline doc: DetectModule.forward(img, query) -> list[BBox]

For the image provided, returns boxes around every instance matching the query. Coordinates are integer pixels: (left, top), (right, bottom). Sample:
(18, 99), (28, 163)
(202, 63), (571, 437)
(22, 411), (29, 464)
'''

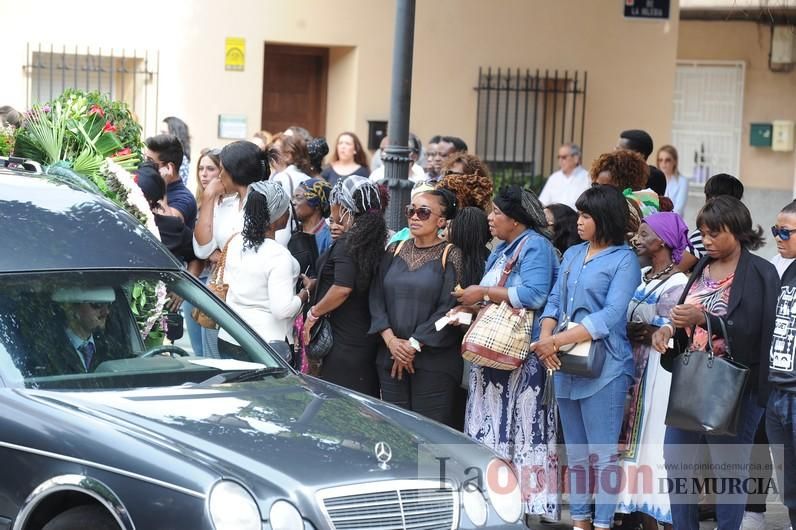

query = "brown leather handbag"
(192, 233), (238, 329)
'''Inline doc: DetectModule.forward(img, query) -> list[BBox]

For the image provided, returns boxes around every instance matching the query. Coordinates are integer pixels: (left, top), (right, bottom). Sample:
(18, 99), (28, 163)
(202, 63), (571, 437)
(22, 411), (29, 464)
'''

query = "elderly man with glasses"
(538, 143), (591, 210)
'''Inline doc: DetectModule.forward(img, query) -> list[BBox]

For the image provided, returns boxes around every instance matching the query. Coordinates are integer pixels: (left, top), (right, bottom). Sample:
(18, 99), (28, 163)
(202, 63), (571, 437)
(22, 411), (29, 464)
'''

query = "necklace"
(644, 262), (674, 283)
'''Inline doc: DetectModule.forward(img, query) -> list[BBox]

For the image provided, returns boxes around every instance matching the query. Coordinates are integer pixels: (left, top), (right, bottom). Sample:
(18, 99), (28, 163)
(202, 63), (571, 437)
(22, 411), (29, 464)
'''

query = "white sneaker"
(740, 511), (765, 530)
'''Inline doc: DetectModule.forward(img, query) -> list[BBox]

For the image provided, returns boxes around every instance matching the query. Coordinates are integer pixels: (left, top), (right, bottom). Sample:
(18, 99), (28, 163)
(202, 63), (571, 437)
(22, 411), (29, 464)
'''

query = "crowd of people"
(132, 118), (795, 530)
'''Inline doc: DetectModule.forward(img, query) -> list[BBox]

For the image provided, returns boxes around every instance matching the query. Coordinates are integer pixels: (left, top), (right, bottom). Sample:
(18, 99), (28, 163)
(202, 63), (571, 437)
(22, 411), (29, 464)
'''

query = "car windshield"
(0, 270), (284, 390)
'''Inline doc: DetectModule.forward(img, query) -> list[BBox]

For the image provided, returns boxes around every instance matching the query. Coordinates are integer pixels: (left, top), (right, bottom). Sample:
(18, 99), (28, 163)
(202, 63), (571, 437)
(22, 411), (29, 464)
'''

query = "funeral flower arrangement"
(12, 90), (168, 344)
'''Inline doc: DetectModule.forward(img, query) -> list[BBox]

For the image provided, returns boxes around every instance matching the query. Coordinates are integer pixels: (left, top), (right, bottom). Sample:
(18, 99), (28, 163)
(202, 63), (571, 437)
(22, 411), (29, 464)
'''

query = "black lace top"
(369, 239), (464, 379)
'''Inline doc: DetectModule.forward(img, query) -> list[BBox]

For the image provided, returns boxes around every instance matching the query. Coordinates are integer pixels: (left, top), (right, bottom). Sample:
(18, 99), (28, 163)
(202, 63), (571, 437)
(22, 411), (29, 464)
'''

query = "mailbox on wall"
(750, 123), (773, 147)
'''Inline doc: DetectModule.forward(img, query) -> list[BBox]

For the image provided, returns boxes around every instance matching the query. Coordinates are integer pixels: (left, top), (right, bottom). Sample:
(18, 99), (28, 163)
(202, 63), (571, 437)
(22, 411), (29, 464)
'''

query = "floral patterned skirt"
(465, 355), (560, 519)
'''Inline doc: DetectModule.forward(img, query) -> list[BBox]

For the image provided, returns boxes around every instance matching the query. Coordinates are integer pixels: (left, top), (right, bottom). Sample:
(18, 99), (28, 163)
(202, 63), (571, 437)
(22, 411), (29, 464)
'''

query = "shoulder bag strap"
(441, 243), (453, 271)
(216, 232), (240, 284)
(393, 239), (408, 257)
(496, 237), (528, 288)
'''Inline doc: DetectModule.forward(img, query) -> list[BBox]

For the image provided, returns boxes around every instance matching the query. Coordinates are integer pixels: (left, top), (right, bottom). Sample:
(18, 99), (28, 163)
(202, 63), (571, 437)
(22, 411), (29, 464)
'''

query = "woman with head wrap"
(615, 211), (690, 528)
(300, 176), (386, 395)
(292, 178), (333, 255)
(369, 187), (464, 426)
(216, 180), (311, 358)
(452, 186), (561, 521)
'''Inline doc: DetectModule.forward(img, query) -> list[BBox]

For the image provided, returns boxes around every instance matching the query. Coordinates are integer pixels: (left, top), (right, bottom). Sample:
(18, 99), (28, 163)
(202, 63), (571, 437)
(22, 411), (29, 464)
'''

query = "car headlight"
(485, 458), (523, 523)
(461, 483), (488, 526)
(269, 500), (303, 530)
(208, 480), (261, 530)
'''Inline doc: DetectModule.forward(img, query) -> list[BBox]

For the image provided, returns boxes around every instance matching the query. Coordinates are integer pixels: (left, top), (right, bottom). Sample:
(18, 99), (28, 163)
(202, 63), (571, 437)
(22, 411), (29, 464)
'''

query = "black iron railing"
(475, 67), (587, 192)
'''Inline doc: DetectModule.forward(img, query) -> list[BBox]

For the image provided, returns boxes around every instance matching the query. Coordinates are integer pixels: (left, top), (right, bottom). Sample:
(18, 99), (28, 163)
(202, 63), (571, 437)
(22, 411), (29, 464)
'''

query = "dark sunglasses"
(771, 225), (796, 241)
(88, 302), (111, 310)
(405, 205), (437, 221)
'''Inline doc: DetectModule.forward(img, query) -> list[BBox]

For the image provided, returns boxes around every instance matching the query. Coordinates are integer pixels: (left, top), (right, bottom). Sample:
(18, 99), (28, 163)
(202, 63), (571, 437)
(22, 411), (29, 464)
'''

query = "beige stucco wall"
(678, 20), (796, 191)
(0, 0), (680, 178)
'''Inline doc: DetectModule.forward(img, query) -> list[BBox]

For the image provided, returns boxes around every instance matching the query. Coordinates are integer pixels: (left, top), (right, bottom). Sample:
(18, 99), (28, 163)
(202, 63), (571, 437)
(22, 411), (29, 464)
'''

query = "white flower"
(101, 158), (160, 240)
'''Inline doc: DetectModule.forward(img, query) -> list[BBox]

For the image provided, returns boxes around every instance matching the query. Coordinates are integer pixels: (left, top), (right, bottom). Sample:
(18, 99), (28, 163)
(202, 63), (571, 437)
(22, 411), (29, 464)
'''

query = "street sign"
(624, 0), (670, 20)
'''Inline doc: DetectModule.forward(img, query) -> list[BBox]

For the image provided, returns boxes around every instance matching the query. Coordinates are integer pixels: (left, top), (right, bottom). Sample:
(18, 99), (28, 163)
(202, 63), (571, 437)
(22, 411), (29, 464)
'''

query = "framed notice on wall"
(225, 37), (245, 71)
(624, 0), (670, 20)
(218, 115), (247, 139)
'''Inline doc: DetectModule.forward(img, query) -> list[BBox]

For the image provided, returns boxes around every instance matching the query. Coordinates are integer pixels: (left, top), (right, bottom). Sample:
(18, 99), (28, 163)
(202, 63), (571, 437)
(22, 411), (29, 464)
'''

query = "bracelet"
(661, 323), (675, 335)
(307, 307), (320, 321)
(552, 334), (559, 352)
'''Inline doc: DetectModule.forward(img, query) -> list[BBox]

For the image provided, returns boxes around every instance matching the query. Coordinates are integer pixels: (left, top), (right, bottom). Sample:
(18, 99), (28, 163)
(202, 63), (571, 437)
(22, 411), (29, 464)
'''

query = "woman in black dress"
(369, 188), (463, 427)
(302, 176), (386, 397)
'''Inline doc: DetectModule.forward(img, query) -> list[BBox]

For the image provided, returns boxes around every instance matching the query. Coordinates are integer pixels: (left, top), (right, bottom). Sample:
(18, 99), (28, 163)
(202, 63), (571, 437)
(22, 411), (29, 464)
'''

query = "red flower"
(88, 104), (105, 117)
(114, 147), (132, 157)
(133, 173), (139, 184)
(103, 120), (117, 133)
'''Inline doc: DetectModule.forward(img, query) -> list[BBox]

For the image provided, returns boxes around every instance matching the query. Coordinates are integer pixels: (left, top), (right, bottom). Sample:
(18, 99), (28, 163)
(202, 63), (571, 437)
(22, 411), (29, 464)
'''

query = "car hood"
(27, 373), (494, 506)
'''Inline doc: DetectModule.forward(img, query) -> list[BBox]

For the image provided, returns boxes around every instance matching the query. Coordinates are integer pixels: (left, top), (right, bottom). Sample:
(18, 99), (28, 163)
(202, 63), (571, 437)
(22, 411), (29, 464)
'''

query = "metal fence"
(474, 67), (588, 192)
(23, 44), (160, 136)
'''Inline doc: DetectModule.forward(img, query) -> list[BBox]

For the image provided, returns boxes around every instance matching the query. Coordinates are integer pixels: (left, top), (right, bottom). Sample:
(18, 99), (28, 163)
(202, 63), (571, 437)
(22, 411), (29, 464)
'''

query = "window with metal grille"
(24, 44), (160, 135)
(475, 67), (588, 191)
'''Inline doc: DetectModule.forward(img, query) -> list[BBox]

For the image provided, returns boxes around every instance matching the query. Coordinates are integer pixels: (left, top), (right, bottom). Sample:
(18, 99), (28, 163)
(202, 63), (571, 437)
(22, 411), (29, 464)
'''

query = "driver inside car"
(46, 286), (132, 374)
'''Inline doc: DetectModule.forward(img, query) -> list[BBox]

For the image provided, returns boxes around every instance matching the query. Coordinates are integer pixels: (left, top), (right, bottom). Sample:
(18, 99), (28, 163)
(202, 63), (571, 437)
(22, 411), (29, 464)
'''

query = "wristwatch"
(482, 287), (491, 303)
(409, 337), (421, 352)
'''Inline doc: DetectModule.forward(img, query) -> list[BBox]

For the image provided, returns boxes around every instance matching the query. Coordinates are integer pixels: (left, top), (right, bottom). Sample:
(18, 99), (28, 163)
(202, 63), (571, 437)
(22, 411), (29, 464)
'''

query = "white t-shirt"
(369, 163), (427, 184)
(538, 166), (591, 210)
(771, 253), (795, 279)
(218, 237), (301, 345)
(192, 193), (245, 260)
(271, 165), (310, 247)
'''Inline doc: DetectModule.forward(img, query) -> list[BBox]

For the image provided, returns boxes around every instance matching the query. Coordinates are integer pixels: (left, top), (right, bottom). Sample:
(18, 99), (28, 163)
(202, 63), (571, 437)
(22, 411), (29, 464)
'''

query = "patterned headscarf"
(330, 176), (381, 215)
(494, 185), (550, 238)
(249, 180), (290, 220)
(300, 178), (332, 217)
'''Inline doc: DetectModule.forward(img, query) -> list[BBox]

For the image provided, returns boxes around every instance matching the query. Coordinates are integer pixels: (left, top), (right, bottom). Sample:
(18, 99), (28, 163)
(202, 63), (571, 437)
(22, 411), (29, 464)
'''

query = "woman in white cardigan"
(217, 180), (310, 357)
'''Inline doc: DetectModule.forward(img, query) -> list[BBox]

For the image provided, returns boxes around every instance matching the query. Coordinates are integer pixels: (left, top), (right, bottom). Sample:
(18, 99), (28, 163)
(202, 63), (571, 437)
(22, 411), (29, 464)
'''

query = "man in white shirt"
(369, 133), (427, 183)
(538, 143), (591, 210)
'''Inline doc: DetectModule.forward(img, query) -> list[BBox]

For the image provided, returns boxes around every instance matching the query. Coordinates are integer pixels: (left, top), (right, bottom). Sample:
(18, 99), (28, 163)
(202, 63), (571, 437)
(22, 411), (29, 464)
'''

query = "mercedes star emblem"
(374, 441), (392, 469)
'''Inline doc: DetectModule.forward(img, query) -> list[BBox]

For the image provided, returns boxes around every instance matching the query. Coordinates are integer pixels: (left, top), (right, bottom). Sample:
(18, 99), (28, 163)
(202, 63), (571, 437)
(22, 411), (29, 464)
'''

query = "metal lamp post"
(382, 0), (416, 232)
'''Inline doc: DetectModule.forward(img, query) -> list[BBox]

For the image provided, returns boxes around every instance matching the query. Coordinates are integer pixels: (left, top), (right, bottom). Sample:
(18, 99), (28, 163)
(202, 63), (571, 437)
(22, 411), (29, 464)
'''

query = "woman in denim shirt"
(455, 186), (560, 521)
(534, 185), (641, 530)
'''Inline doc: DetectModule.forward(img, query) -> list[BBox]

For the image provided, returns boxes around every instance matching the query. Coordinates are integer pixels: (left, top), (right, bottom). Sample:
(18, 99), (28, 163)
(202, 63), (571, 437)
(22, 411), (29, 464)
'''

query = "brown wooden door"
(262, 44), (328, 137)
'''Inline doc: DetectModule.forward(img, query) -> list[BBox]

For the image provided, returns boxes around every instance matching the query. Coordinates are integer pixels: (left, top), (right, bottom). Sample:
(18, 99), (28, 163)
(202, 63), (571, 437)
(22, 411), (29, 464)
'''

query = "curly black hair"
(242, 190), (271, 251)
(346, 186), (387, 290)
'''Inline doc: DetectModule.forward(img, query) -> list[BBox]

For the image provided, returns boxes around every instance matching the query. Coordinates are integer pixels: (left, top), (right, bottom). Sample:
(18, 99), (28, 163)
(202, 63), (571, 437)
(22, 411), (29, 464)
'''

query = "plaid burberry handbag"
(461, 238), (532, 370)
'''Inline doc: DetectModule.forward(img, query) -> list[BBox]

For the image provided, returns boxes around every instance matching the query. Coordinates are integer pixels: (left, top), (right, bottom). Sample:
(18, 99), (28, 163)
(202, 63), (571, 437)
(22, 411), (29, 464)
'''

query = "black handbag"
(305, 245), (334, 361)
(306, 317), (333, 360)
(665, 314), (749, 436)
(554, 268), (607, 378)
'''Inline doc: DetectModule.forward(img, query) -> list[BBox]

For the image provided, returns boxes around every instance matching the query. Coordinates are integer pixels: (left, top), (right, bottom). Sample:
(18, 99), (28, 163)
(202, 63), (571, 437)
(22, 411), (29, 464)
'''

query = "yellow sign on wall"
(225, 37), (245, 71)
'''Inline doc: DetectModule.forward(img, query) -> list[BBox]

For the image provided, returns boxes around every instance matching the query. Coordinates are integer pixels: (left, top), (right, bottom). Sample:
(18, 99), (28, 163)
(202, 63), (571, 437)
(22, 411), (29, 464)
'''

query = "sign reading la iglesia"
(624, 0), (670, 20)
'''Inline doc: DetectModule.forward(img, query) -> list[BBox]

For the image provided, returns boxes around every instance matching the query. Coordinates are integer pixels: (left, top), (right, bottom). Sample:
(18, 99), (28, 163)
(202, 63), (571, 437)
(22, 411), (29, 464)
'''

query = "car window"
(0, 271), (283, 390)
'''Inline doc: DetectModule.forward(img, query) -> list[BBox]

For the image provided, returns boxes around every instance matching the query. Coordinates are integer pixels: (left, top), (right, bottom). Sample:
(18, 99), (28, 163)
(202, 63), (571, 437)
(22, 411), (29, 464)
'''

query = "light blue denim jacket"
(481, 229), (559, 341)
(540, 242), (641, 399)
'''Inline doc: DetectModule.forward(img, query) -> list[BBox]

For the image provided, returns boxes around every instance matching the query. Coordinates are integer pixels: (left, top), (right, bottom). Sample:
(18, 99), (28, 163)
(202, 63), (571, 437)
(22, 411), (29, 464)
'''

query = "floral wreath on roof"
(11, 89), (168, 345)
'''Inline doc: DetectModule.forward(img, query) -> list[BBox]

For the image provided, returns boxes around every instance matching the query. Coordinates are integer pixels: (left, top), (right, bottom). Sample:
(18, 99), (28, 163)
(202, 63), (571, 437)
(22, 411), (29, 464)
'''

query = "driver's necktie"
(79, 341), (95, 372)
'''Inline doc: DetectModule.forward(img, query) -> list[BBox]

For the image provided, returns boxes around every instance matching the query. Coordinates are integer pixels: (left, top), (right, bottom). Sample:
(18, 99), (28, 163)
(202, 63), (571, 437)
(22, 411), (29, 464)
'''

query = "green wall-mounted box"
(750, 123), (773, 147)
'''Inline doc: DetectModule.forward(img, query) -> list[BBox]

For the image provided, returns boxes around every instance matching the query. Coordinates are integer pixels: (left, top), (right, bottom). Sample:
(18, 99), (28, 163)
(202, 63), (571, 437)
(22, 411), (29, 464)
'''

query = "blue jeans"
(767, 387), (796, 529)
(663, 392), (764, 530)
(557, 375), (629, 528)
(182, 299), (204, 356)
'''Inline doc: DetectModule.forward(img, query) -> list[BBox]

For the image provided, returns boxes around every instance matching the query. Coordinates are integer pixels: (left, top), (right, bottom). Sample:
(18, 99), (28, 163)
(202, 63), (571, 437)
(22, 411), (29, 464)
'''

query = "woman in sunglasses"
(369, 188), (463, 427)
(650, 196), (778, 530)
(455, 186), (561, 522)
